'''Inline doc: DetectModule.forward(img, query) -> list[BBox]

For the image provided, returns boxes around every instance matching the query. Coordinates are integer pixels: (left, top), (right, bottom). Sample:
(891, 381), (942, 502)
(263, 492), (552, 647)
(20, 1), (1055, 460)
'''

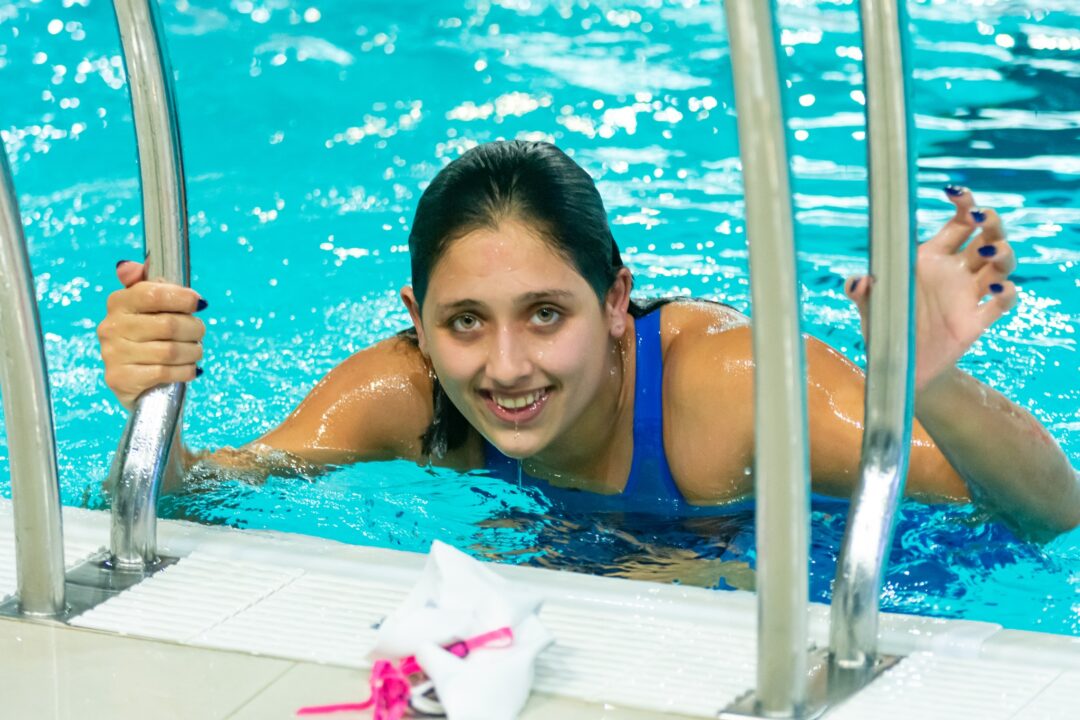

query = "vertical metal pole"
(112, 0), (189, 285)
(0, 146), (66, 617)
(724, 1), (810, 716)
(828, 0), (918, 696)
(108, 0), (190, 568)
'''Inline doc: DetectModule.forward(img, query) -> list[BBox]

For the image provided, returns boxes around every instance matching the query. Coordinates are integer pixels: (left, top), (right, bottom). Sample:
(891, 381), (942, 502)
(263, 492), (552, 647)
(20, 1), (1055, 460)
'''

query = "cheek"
(428, 336), (480, 391)
(539, 324), (602, 378)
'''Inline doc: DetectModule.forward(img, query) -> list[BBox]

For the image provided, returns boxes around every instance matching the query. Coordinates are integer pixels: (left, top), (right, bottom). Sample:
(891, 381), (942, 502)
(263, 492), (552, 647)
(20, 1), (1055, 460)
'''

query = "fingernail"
(989, 283), (1004, 294)
(944, 185), (965, 197)
(848, 277), (860, 293)
(978, 245), (997, 257)
(116, 259), (132, 268)
(195, 366), (204, 378)
(971, 209), (987, 223)
(195, 298), (209, 312)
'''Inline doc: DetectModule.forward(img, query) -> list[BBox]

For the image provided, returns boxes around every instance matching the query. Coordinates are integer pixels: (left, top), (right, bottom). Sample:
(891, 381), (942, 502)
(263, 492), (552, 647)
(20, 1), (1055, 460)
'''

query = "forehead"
(427, 220), (591, 300)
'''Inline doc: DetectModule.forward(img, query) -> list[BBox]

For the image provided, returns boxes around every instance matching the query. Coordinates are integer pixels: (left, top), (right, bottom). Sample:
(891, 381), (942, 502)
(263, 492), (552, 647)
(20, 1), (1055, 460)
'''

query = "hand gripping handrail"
(828, 0), (918, 696)
(0, 143), (66, 617)
(722, 1), (812, 716)
(107, 0), (190, 570)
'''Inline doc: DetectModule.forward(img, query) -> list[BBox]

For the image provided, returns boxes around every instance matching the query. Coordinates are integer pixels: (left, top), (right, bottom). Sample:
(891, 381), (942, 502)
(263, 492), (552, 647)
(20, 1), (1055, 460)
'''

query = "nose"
(486, 326), (533, 388)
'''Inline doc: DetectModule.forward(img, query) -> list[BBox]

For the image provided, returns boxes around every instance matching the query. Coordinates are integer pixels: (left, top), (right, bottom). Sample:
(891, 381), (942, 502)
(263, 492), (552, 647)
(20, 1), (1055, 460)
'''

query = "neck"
(523, 322), (636, 493)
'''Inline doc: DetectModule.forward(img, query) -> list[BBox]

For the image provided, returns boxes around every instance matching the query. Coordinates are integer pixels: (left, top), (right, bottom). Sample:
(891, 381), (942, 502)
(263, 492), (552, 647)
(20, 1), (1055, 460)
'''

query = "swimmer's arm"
(801, 337), (970, 503)
(806, 337), (1079, 539)
(158, 336), (433, 493)
(668, 326), (966, 505)
(254, 336), (432, 463)
(913, 367), (1080, 538)
(670, 323), (1078, 537)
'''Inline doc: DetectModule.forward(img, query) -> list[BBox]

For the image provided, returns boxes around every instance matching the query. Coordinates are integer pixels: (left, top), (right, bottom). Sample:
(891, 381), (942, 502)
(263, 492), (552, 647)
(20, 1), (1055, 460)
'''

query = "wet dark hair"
(400, 140), (654, 459)
(409, 140), (623, 308)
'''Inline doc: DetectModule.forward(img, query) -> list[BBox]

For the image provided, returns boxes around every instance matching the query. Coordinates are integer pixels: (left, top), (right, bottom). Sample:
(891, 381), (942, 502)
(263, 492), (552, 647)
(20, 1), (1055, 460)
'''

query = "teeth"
(493, 391), (540, 410)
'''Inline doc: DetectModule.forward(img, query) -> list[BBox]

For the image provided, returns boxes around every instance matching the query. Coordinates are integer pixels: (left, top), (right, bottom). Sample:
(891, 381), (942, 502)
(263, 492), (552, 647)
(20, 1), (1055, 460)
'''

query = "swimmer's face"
(402, 218), (630, 459)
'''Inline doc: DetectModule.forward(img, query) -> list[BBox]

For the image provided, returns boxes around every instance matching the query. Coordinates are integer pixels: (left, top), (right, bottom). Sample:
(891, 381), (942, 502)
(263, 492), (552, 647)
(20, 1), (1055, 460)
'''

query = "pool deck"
(0, 616), (681, 719)
(2, 499), (1078, 719)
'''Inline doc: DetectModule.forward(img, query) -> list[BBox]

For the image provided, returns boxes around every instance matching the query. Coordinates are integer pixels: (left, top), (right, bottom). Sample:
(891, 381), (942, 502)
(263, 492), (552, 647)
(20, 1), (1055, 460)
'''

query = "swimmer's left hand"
(845, 186), (1018, 391)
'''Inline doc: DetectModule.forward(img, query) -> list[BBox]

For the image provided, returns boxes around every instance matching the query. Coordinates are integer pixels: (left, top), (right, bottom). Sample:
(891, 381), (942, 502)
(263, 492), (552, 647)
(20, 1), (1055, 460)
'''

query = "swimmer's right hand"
(96, 260), (207, 411)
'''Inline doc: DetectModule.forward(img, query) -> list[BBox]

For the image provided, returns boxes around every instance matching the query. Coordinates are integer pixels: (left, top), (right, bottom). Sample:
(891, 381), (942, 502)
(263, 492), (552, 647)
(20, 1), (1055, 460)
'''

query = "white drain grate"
(0, 532), (105, 602)
(827, 652), (1062, 720)
(71, 552), (304, 640)
(535, 604), (756, 714)
(194, 573), (407, 666)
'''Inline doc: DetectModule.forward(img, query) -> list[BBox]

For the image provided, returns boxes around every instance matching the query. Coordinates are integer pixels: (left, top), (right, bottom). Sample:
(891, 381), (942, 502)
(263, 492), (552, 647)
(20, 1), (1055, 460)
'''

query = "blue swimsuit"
(483, 308), (712, 515)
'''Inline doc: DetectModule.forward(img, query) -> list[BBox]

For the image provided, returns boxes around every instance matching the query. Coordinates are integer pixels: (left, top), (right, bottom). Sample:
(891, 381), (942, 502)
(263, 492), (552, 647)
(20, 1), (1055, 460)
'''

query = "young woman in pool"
(96, 141), (1079, 537)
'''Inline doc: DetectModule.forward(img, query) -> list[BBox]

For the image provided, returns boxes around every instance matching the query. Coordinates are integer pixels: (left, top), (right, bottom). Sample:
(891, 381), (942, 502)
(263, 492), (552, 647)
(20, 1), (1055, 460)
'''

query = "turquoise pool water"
(0, 1), (1077, 635)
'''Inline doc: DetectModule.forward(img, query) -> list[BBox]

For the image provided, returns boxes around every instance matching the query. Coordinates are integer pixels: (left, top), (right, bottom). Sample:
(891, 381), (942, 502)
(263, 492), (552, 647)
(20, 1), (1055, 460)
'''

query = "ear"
(400, 286), (429, 354)
(604, 267), (634, 339)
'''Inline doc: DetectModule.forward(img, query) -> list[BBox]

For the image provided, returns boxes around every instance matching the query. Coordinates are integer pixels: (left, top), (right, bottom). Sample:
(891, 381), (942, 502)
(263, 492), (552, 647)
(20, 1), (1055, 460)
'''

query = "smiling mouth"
(478, 388), (552, 424)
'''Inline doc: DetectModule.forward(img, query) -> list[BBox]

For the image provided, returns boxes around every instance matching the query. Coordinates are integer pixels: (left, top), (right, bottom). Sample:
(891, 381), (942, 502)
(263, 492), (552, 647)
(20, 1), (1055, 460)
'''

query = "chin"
(485, 429), (546, 460)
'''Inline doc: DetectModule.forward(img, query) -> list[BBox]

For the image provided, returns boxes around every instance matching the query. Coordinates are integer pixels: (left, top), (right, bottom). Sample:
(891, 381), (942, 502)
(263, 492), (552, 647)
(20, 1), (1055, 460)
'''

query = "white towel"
(372, 540), (554, 720)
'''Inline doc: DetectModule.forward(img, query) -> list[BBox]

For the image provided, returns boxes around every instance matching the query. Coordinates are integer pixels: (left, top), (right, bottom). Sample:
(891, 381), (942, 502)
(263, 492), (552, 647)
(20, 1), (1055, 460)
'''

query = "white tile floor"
(0, 617), (692, 720)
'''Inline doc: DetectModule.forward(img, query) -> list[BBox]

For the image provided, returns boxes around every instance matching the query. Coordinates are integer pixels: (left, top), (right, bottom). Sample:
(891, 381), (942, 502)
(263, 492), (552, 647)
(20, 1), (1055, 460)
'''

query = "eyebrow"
(436, 289), (576, 313)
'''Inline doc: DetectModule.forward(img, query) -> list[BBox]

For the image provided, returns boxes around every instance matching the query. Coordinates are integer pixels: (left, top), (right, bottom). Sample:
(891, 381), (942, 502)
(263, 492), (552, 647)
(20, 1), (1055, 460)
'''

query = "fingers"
(967, 240), (1017, 276)
(975, 278), (1018, 330)
(844, 274), (872, 310)
(927, 185), (981, 253)
(844, 274), (871, 341)
(115, 260), (147, 288)
(105, 363), (202, 410)
(100, 262), (209, 410)
(108, 337), (204, 367)
(107, 280), (205, 315)
(959, 207), (1015, 275)
(102, 311), (206, 343)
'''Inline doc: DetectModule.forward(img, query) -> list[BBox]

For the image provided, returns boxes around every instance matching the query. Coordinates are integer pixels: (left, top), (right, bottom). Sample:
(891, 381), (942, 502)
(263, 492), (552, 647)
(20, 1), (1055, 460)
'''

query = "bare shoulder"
(659, 299), (749, 344)
(657, 301), (755, 504)
(256, 334), (435, 463)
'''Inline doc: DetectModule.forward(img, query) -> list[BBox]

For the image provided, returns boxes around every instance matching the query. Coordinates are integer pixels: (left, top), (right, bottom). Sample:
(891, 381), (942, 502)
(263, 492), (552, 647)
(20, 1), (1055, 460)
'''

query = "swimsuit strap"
(625, 309), (684, 508)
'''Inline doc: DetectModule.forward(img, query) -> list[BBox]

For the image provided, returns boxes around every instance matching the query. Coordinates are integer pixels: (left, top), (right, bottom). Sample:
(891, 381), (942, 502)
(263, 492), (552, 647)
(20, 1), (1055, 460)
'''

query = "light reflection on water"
(0, 0), (1077, 635)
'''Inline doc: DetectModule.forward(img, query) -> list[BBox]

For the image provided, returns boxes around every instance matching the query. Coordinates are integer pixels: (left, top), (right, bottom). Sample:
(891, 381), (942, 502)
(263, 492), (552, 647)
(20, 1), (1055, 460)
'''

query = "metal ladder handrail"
(0, 142), (66, 618)
(828, 0), (918, 693)
(720, 0), (918, 716)
(107, 0), (191, 570)
(723, 1), (812, 716)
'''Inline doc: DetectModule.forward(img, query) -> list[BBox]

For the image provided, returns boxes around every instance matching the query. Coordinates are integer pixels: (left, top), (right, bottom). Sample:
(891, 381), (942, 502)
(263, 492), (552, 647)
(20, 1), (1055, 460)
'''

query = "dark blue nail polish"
(971, 209), (987, 223)
(195, 366), (204, 378)
(116, 259), (132, 268)
(195, 298), (209, 312)
(848, 277), (860, 293)
(989, 283), (1004, 294)
(944, 185), (965, 197)
(978, 245), (997, 257)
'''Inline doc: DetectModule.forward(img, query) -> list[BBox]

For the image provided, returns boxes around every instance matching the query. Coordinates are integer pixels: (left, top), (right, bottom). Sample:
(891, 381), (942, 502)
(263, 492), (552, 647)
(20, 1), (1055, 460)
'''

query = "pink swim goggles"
(297, 626), (514, 719)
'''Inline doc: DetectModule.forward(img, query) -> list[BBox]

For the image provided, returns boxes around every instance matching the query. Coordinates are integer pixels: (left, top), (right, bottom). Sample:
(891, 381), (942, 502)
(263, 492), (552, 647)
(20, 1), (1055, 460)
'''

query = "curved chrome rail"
(722, 1), (812, 716)
(108, 0), (190, 569)
(0, 144), (66, 617)
(828, 0), (918, 695)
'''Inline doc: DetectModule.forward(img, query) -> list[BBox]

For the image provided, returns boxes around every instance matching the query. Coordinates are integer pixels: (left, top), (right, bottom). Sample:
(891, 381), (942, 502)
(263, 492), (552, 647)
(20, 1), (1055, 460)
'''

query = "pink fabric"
(297, 627), (514, 718)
